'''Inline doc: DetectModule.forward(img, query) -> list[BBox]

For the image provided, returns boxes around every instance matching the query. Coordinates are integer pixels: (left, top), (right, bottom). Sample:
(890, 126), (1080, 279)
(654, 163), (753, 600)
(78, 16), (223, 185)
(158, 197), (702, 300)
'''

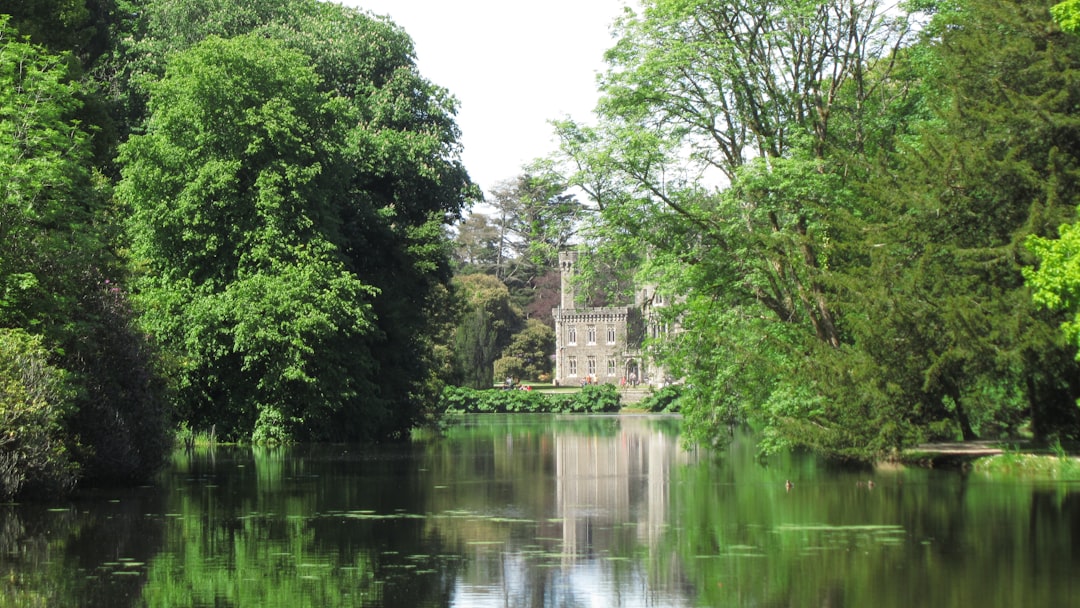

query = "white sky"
(341, 0), (628, 202)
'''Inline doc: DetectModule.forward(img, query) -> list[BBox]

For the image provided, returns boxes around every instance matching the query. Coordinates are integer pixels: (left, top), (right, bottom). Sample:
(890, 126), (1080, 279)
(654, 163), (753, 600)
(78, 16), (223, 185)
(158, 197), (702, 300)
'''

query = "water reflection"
(1, 414), (1079, 607)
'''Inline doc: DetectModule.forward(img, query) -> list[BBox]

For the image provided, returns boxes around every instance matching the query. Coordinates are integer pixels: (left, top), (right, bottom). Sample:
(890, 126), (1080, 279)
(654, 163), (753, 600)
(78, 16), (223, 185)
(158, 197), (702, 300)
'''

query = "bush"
(252, 407), (291, 445)
(493, 356), (526, 385)
(0, 329), (78, 500)
(63, 274), (172, 484)
(638, 385), (684, 412)
(440, 384), (621, 414)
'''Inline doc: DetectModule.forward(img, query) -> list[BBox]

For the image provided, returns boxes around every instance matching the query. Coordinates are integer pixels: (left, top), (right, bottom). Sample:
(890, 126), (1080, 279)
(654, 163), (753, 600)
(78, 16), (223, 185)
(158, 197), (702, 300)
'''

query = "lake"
(2, 413), (1078, 607)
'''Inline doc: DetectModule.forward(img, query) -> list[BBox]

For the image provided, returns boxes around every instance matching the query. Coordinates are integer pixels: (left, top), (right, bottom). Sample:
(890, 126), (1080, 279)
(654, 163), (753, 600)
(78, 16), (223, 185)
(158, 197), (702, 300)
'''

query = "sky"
(341, 0), (628, 200)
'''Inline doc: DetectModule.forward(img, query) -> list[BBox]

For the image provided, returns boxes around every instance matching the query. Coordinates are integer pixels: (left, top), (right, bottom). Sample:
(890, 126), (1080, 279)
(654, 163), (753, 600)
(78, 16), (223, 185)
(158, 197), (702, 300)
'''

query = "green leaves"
(119, 34), (377, 440)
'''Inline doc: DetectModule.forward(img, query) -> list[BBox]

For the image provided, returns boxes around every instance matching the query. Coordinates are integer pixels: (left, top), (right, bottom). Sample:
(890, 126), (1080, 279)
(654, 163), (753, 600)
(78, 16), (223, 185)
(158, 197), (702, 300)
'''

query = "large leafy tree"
(118, 0), (474, 441)
(551, 0), (916, 454)
(553, 0), (1080, 457)
(119, 34), (371, 441)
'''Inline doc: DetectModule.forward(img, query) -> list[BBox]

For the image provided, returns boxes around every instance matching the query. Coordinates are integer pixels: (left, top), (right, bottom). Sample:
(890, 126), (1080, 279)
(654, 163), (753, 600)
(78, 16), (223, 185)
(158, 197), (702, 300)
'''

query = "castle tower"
(559, 250), (579, 309)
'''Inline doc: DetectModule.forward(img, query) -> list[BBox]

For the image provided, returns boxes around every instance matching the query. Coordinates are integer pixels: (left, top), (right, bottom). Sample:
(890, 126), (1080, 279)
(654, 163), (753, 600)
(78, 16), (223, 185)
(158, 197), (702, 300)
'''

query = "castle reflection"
(439, 414), (702, 607)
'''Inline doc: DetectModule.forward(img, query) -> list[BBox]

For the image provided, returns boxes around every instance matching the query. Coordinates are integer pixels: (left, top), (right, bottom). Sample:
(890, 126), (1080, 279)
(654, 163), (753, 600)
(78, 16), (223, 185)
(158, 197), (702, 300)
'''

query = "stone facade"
(552, 250), (674, 387)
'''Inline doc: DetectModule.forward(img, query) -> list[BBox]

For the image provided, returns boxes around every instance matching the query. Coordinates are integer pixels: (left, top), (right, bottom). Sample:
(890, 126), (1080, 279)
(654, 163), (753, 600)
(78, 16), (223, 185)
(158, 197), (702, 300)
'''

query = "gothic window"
(587, 326), (596, 345)
(587, 357), (596, 376)
(607, 324), (616, 344)
(607, 358), (616, 376)
(568, 326), (576, 345)
(655, 292), (664, 304)
(568, 357), (577, 376)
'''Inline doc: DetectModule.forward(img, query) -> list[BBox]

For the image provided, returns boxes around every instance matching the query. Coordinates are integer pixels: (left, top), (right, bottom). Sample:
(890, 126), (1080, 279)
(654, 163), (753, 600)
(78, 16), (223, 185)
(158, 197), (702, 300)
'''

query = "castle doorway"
(624, 360), (640, 386)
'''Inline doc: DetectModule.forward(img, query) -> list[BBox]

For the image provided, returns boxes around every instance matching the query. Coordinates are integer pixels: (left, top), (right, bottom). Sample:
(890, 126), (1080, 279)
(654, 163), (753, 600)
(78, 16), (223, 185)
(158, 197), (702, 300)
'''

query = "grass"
(971, 443), (1080, 481)
(175, 423), (220, 449)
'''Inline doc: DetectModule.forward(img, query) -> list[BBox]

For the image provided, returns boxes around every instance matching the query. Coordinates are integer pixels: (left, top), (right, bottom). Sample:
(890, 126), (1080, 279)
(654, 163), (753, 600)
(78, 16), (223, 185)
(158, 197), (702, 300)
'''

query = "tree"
(550, 0), (918, 456)
(117, 0), (475, 441)
(856, 0), (1080, 444)
(119, 34), (379, 441)
(1053, 0), (1080, 33)
(496, 319), (555, 381)
(487, 173), (583, 280)
(0, 16), (94, 333)
(453, 213), (501, 268)
(452, 274), (522, 389)
(1, 16), (171, 487)
(0, 329), (76, 500)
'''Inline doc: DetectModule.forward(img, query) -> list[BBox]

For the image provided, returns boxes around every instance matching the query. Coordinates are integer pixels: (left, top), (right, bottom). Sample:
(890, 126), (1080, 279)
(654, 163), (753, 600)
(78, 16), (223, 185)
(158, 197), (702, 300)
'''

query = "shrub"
(441, 384), (621, 414)
(493, 356), (526, 385)
(63, 274), (172, 484)
(252, 407), (291, 445)
(569, 384), (622, 413)
(638, 385), (684, 412)
(0, 329), (78, 500)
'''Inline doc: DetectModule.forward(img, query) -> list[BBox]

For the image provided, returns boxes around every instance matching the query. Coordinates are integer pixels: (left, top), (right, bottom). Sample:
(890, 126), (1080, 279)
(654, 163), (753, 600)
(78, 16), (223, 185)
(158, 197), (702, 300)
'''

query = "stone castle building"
(552, 250), (674, 387)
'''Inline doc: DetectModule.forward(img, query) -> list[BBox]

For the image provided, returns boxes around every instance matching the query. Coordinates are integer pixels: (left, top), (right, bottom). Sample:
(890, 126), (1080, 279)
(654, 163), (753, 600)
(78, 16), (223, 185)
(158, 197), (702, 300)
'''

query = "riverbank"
(901, 440), (1080, 480)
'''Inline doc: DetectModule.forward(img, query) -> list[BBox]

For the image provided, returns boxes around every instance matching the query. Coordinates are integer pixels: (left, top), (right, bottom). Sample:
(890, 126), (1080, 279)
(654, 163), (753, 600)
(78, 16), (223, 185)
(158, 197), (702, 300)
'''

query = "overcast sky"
(342, 0), (628, 201)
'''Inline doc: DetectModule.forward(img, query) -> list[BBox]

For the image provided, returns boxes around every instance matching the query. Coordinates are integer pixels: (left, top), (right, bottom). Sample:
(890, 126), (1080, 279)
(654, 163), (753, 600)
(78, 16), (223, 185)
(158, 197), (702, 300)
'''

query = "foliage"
(857, 0), (1080, 444)
(0, 329), (77, 500)
(1, 16), (171, 492)
(118, 34), (378, 442)
(64, 271), (173, 484)
(972, 451), (1080, 480)
(440, 384), (621, 414)
(548, 0), (1080, 460)
(0, 16), (94, 333)
(115, 0), (477, 442)
(1053, 0), (1080, 34)
(637, 385), (683, 413)
(493, 356), (527, 384)
(451, 274), (522, 389)
(498, 319), (555, 381)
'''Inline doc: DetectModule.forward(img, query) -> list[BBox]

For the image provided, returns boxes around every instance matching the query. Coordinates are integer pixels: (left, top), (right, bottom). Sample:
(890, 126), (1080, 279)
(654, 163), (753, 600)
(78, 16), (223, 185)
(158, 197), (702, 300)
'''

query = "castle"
(551, 250), (673, 387)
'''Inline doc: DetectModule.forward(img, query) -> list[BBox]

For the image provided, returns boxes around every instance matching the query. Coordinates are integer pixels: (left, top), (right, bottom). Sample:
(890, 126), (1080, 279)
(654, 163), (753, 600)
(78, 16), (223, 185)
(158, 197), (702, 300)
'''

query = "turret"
(559, 250), (579, 309)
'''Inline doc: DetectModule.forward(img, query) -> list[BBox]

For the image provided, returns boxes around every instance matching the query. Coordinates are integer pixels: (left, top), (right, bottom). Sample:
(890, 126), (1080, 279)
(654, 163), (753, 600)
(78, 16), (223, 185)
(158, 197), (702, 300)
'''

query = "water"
(2, 414), (1078, 607)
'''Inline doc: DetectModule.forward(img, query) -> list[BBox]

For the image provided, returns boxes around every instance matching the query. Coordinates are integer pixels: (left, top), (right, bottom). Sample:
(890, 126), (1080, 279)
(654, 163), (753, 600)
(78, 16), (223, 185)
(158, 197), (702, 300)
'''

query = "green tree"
(487, 173), (582, 280)
(550, 0), (917, 456)
(496, 319), (555, 381)
(855, 0), (1080, 444)
(117, 0), (474, 441)
(0, 17), (94, 332)
(118, 34), (379, 441)
(453, 213), (501, 268)
(1, 16), (170, 488)
(1053, 0), (1080, 33)
(452, 274), (522, 389)
(0, 329), (76, 500)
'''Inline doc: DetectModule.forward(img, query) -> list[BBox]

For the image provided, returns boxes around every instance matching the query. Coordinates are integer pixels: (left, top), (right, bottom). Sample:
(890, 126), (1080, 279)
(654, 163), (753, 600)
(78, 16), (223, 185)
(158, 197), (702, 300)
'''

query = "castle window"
(607, 325), (616, 344)
(587, 357), (596, 376)
(607, 358), (616, 376)
(568, 357), (577, 376)
(655, 292), (664, 304)
(568, 326), (576, 345)
(587, 326), (596, 345)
